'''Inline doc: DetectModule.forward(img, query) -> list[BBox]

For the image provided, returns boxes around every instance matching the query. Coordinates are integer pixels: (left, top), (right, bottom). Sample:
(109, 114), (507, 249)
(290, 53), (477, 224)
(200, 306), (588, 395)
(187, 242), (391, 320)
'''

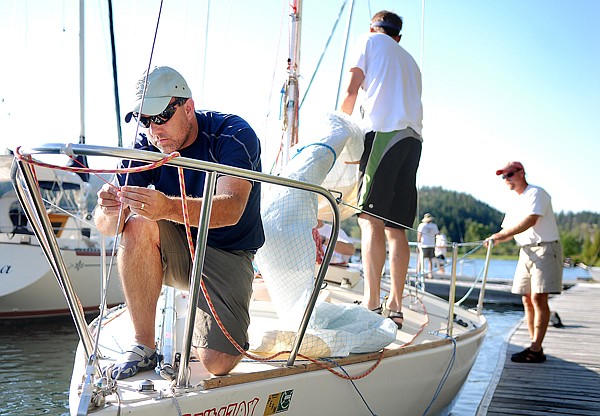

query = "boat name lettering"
(182, 397), (259, 416)
(0, 265), (12, 274)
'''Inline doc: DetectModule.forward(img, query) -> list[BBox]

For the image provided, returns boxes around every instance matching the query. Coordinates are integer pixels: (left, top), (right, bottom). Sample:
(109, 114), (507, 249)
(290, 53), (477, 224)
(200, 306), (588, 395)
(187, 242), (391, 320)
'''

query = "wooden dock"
(478, 283), (600, 415)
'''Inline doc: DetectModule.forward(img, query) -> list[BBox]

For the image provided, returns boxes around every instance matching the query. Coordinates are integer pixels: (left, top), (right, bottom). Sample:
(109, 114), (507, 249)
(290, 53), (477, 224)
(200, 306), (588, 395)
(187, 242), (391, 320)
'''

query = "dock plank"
(478, 283), (600, 415)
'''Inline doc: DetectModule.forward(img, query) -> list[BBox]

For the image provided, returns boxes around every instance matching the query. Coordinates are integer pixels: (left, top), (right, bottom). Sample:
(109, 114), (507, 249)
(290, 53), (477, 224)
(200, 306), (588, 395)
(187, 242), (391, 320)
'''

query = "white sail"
(254, 112), (395, 357)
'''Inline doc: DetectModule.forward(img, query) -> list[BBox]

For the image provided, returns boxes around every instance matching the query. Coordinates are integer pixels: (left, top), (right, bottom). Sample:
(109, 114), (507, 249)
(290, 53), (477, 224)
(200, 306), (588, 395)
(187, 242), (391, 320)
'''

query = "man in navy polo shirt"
(95, 66), (264, 379)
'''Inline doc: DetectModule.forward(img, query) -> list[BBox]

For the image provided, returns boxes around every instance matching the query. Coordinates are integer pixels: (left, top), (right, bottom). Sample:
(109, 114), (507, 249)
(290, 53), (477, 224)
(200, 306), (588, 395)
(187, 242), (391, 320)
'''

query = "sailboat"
(0, 0), (124, 319)
(0, 155), (123, 319)
(10, 1), (488, 415)
(13, 134), (488, 416)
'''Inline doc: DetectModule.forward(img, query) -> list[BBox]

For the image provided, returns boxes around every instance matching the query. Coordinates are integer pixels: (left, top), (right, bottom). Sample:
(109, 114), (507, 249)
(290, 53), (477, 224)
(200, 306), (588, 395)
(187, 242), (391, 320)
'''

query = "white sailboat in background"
(0, 0), (124, 319)
(0, 155), (123, 319)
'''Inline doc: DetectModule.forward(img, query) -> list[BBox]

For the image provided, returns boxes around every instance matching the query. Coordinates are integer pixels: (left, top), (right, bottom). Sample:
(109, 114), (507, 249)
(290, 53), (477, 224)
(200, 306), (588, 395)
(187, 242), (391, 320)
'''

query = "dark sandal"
(370, 306), (383, 315)
(384, 309), (404, 329)
(510, 347), (546, 363)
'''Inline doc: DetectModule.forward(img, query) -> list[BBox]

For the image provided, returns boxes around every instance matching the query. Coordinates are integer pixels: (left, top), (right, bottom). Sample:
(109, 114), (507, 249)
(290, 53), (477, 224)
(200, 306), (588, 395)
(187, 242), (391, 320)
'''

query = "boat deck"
(478, 283), (600, 415)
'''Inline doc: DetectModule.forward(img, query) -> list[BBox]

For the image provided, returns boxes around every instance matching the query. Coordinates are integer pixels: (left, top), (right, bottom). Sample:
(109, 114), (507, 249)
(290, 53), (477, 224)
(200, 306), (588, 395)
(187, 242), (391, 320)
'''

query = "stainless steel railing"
(11, 143), (341, 387)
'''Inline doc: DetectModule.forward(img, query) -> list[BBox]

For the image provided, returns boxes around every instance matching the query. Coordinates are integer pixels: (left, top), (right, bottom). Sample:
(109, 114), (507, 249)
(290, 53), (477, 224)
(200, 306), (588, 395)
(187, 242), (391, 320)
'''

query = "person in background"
(95, 66), (264, 379)
(417, 213), (440, 278)
(435, 232), (448, 274)
(317, 219), (356, 265)
(339, 10), (423, 329)
(489, 161), (563, 363)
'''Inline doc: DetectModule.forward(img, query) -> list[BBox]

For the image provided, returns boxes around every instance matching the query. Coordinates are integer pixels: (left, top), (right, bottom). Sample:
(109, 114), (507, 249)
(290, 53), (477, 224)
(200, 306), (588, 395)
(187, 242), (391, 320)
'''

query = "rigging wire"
(114, 0), (166, 269)
(422, 337), (457, 416)
(264, 0), (288, 121)
(415, 0), (426, 221)
(321, 357), (378, 416)
(299, 0), (348, 109)
(334, 0), (355, 110)
(200, 0), (211, 99)
(107, 0), (123, 148)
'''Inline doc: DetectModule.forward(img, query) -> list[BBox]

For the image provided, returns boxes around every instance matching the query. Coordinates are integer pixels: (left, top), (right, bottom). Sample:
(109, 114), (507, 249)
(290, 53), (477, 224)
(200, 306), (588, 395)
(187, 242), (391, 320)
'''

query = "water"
(0, 319), (78, 415)
(450, 305), (522, 415)
(406, 257), (590, 282)
(449, 258), (589, 282)
(0, 261), (588, 415)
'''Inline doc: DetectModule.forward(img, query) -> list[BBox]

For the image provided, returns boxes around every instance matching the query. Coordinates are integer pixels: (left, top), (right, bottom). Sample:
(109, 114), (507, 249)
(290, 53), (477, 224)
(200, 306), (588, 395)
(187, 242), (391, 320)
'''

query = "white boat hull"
(0, 241), (123, 319)
(69, 287), (486, 416)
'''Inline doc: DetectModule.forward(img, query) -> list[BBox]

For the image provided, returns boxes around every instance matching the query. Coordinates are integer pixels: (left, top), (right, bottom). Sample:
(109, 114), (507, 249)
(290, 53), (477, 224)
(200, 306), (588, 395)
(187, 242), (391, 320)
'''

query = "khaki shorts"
(512, 241), (563, 295)
(157, 220), (254, 356)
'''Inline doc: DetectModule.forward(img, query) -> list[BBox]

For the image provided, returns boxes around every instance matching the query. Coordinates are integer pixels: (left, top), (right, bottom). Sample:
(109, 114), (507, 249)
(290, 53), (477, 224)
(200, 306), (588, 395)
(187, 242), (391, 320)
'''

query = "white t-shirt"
(349, 32), (423, 134)
(417, 222), (439, 247)
(317, 223), (353, 264)
(501, 184), (560, 246)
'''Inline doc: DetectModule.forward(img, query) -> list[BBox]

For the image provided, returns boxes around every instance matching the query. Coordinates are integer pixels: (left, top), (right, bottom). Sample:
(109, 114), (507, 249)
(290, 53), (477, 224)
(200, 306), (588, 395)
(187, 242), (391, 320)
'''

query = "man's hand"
(117, 186), (172, 221)
(485, 232), (509, 247)
(97, 183), (126, 218)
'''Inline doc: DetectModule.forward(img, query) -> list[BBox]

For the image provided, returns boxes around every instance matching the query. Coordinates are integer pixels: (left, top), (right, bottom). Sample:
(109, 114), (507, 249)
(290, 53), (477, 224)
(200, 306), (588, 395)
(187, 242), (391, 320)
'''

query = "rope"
(321, 357), (378, 416)
(14, 147), (181, 189)
(422, 337), (457, 416)
(313, 227), (325, 264)
(16, 148), (441, 384)
(168, 166), (411, 382)
(337, 197), (489, 272)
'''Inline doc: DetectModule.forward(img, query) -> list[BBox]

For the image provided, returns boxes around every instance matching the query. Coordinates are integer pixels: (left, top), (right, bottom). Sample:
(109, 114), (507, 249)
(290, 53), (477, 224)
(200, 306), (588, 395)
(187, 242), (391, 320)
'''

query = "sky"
(1, 0), (599, 215)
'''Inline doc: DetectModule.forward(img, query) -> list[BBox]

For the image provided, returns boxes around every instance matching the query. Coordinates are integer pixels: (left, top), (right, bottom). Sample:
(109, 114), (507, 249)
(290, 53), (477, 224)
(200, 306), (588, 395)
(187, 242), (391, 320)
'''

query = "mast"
(107, 0), (123, 148)
(69, 0), (89, 181)
(335, 0), (355, 109)
(283, 0), (302, 165)
(79, 0), (85, 145)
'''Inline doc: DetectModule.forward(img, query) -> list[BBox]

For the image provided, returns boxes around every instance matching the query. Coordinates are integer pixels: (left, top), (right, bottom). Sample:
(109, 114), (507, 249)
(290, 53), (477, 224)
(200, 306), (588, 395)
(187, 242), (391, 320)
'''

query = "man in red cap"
(489, 161), (563, 363)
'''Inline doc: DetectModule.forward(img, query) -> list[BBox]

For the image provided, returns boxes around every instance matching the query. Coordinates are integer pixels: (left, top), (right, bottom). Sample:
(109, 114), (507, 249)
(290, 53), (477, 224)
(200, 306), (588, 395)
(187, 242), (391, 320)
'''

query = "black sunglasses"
(501, 168), (521, 180)
(134, 97), (187, 128)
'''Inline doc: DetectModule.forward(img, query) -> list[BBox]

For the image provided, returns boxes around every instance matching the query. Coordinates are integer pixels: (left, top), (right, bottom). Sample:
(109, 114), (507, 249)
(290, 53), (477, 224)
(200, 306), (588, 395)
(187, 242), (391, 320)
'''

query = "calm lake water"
(0, 263), (589, 415)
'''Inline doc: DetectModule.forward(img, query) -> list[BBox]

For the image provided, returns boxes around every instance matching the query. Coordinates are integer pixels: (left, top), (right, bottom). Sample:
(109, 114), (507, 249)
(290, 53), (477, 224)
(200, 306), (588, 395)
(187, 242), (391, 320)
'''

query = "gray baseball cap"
(125, 66), (192, 122)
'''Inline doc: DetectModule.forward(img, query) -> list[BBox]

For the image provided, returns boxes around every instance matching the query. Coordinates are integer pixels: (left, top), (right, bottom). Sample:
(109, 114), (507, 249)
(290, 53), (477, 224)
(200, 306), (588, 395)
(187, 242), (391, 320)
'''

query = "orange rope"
(313, 227), (324, 264)
(14, 146), (181, 191)
(16, 148), (431, 381)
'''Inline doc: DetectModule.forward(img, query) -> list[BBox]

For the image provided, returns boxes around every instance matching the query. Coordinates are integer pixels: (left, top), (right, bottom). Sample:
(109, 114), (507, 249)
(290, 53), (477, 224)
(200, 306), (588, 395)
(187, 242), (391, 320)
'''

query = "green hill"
(415, 186), (503, 243)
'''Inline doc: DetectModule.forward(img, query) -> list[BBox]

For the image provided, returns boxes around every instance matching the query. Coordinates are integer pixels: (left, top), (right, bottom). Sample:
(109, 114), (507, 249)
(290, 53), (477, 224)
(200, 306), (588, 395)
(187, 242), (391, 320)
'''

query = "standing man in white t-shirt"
(340, 10), (423, 330)
(417, 213), (440, 278)
(489, 161), (563, 364)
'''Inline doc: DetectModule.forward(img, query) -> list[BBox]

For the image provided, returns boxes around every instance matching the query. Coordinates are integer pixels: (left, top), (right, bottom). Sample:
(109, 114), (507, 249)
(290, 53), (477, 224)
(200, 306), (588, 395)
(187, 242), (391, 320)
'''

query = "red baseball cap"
(496, 161), (524, 176)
